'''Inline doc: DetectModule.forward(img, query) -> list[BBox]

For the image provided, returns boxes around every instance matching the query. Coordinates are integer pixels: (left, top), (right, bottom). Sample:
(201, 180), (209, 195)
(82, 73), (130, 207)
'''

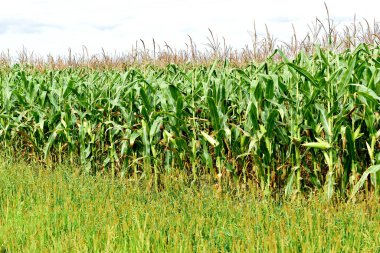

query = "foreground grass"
(0, 159), (379, 252)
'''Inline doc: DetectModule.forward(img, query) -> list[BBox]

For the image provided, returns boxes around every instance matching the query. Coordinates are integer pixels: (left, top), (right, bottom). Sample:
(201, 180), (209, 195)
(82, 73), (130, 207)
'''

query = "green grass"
(0, 158), (379, 252)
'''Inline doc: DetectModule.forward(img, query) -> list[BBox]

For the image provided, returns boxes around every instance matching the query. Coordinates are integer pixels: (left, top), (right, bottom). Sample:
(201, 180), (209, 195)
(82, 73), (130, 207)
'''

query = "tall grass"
(0, 43), (379, 199)
(0, 159), (379, 252)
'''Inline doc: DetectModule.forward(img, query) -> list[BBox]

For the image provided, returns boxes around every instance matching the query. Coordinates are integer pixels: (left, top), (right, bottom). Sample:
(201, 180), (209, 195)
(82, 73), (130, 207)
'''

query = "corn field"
(0, 43), (379, 198)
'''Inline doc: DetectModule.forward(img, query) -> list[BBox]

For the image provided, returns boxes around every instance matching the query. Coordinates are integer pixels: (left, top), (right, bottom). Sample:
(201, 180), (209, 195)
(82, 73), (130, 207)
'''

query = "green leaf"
(287, 63), (318, 86)
(207, 97), (220, 131)
(266, 109), (279, 134)
(350, 165), (380, 200)
(315, 104), (332, 139)
(265, 77), (275, 99)
(302, 138), (332, 150)
(246, 102), (259, 132)
(149, 117), (162, 143)
(201, 131), (219, 147)
(44, 131), (58, 159)
(285, 167), (297, 198)
(130, 132), (140, 146)
(325, 171), (335, 200)
(140, 89), (152, 112)
(349, 84), (380, 102)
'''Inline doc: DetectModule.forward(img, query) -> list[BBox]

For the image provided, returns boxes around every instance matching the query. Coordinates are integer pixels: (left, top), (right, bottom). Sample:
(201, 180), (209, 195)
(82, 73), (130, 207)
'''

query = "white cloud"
(0, 0), (379, 56)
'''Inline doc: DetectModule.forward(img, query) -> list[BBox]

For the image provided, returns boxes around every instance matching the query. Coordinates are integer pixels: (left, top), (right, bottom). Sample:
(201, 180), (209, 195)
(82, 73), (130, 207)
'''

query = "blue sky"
(0, 0), (379, 56)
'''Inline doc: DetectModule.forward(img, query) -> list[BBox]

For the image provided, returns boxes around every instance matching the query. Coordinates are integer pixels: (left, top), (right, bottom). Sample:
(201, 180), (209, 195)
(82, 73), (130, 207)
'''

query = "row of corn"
(0, 44), (379, 198)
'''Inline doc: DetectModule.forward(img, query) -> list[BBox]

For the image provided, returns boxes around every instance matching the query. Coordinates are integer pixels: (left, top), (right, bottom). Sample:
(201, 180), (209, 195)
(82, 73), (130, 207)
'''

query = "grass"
(0, 158), (379, 252)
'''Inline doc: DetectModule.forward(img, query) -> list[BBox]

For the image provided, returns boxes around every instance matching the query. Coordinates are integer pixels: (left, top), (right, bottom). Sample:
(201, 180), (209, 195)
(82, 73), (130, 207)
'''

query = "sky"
(0, 0), (379, 57)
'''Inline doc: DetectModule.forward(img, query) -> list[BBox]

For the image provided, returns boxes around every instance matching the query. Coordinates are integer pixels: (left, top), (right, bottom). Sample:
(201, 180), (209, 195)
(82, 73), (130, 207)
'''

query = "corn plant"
(0, 44), (379, 198)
